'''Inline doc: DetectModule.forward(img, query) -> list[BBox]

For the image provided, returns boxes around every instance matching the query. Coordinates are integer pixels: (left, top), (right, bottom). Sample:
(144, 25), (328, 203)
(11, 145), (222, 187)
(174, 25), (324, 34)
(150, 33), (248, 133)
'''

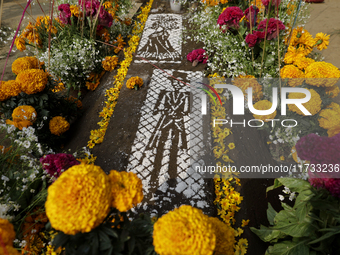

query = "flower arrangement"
(126, 76), (143, 90)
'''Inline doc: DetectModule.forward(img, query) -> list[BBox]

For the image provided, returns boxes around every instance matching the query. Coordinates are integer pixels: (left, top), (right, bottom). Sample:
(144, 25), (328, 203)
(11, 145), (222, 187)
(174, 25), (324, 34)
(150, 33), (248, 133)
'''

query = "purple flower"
(58, 4), (71, 25)
(40, 153), (80, 181)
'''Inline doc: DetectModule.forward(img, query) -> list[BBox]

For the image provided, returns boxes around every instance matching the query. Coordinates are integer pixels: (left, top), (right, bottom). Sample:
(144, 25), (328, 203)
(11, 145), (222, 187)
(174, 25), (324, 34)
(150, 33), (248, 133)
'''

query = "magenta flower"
(217, 6), (244, 31)
(245, 33), (258, 47)
(40, 153), (80, 181)
(296, 133), (340, 198)
(98, 7), (113, 28)
(58, 4), (71, 25)
(187, 49), (208, 65)
(257, 18), (285, 40)
(79, 0), (100, 16)
(262, 0), (281, 7)
(245, 6), (259, 28)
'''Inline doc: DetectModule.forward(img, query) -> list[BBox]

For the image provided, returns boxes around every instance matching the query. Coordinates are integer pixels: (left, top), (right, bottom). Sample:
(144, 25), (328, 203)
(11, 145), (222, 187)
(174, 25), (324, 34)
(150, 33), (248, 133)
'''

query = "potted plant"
(170, 0), (182, 12)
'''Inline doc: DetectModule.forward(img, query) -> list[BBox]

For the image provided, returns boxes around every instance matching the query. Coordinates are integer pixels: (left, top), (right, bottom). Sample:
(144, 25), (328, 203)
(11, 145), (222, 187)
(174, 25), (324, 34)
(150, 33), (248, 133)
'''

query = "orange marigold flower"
(102, 56), (119, 72)
(0, 218), (16, 246)
(209, 217), (235, 255)
(6, 105), (37, 130)
(67, 96), (83, 109)
(0, 80), (21, 101)
(280, 65), (304, 87)
(232, 75), (263, 102)
(108, 170), (143, 212)
(252, 100), (277, 121)
(14, 36), (26, 51)
(288, 88), (321, 116)
(305, 62), (340, 87)
(16, 69), (48, 94)
(294, 57), (315, 70)
(126, 76), (143, 90)
(49, 116), (70, 136)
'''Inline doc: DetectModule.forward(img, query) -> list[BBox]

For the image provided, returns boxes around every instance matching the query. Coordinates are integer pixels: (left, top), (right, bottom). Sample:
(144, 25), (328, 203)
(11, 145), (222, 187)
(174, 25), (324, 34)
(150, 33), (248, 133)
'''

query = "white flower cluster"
(278, 186), (296, 201)
(269, 126), (301, 147)
(38, 37), (99, 87)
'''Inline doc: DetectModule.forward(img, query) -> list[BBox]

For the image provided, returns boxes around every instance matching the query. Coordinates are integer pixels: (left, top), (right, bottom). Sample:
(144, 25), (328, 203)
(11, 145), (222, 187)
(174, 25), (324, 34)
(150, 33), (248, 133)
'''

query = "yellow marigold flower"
(70, 5), (80, 17)
(280, 156), (285, 161)
(14, 36), (26, 51)
(315, 32), (330, 51)
(328, 126), (340, 137)
(6, 105), (37, 130)
(280, 65), (304, 87)
(153, 205), (216, 255)
(294, 57), (315, 70)
(235, 238), (248, 255)
(12, 56), (41, 75)
(0, 80), (21, 101)
(325, 85), (340, 98)
(228, 143), (235, 150)
(305, 62), (340, 87)
(0, 218), (16, 246)
(208, 217), (235, 255)
(126, 76), (143, 90)
(284, 46), (307, 64)
(25, 56), (43, 69)
(49, 116), (70, 136)
(46, 163), (111, 235)
(291, 146), (300, 163)
(241, 219), (250, 227)
(252, 100), (277, 121)
(12, 58), (33, 75)
(102, 56), (119, 72)
(288, 88), (321, 116)
(318, 102), (340, 130)
(108, 170), (143, 212)
(16, 69), (48, 94)
(232, 75), (263, 102)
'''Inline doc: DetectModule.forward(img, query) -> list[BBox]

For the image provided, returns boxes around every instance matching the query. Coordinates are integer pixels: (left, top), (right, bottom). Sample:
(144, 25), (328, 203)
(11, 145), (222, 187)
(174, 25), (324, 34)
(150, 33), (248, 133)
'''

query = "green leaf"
(308, 228), (340, 245)
(277, 178), (311, 193)
(266, 240), (309, 255)
(267, 203), (277, 225)
(250, 225), (286, 242)
(101, 226), (118, 238)
(128, 236), (135, 255)
(266, 179), (283, 193)
(52, 232), (70, 249)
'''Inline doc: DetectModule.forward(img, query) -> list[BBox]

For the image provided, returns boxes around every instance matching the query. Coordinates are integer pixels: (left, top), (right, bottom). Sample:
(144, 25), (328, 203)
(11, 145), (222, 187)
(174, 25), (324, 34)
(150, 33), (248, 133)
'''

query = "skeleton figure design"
(138, 16), (180, 61)
(146, 79), (190, 189)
